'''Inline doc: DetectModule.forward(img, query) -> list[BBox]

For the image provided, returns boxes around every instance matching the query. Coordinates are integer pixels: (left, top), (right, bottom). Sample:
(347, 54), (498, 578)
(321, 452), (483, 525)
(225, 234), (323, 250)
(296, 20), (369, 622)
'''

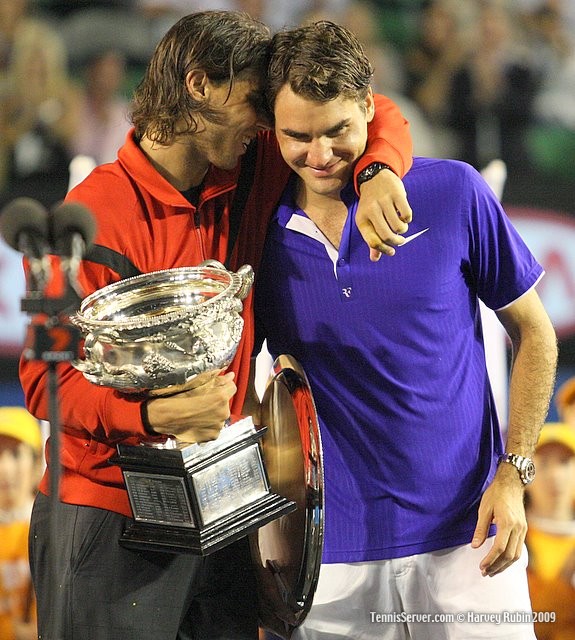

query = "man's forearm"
(504, 319), (557, 456)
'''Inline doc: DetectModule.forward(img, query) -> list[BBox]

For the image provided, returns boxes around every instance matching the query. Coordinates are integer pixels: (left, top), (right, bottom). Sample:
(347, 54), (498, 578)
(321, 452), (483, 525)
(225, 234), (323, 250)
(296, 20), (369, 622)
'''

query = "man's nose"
(307, 137), (332, 166)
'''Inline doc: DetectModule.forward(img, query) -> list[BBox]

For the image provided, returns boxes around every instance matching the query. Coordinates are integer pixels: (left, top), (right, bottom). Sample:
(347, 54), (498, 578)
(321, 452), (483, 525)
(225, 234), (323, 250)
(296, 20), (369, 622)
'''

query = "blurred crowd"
(1, 0), (575, 210)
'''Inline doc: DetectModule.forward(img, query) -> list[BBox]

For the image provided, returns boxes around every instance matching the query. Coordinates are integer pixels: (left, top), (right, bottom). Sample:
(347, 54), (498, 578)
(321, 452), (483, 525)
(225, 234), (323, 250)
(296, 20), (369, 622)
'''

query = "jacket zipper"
(193, 208), (206, 262)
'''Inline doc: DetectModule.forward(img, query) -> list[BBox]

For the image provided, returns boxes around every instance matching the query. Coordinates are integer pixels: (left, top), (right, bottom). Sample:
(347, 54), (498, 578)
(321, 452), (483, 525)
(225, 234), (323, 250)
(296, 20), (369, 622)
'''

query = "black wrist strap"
(357, 161), (393, 187)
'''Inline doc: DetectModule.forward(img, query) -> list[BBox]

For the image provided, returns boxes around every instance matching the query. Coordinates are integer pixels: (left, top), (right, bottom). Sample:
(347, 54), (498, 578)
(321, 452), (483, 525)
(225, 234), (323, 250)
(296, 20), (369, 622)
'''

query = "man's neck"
(295, 180), (349, 249)
(140, 135), (209, 191)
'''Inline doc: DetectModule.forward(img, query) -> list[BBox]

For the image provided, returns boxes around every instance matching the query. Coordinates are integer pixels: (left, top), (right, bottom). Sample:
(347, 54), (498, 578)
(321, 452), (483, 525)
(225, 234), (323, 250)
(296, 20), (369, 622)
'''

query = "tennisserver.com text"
(369, 611), (556, 624)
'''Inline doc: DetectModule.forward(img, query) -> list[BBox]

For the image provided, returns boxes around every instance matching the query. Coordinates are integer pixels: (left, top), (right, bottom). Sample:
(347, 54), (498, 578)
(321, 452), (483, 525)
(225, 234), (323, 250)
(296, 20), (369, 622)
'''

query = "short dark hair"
(267, 21), (373, 113)
(131, 10), (270, 144)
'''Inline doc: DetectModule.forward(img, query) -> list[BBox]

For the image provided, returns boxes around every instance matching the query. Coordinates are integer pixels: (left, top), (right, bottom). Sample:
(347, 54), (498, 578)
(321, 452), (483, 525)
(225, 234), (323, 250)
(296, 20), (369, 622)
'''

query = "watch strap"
(357, 162), (393, 187)
(498, 452), (535, 485)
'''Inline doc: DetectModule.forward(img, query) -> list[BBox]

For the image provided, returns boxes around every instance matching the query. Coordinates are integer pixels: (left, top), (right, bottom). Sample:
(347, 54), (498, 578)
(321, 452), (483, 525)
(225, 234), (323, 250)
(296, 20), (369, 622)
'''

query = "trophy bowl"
(71, 260), (254, 393)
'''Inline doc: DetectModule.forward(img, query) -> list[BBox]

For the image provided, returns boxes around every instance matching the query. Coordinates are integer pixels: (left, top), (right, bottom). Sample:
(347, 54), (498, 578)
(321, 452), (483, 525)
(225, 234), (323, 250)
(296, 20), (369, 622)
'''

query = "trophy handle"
(198, 259), (254, 301)
(198, 258), (226, 270)
(235, 264), (254, 301)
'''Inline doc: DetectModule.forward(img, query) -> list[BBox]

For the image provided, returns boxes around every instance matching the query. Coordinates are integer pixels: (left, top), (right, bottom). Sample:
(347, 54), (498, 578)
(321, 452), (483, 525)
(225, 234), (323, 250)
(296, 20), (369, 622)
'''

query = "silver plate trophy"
(71, 260), (296, 555)
(250, 355), (324, 639)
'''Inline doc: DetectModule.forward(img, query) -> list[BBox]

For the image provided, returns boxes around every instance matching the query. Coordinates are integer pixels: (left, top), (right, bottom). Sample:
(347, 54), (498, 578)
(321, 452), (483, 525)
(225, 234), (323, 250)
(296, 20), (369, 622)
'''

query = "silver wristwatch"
(498, 453), (536, 485)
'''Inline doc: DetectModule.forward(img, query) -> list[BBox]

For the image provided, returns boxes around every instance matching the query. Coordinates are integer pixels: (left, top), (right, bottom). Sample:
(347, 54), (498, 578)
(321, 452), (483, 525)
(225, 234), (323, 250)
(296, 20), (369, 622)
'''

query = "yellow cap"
(535, 422), (575, 456)
(555, 377), (575, 413)
(0, 407), (42, 451)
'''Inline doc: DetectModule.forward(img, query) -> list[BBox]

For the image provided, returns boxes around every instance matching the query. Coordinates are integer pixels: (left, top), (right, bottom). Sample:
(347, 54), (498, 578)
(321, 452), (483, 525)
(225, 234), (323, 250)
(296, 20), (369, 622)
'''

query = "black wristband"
(357, 162), (393, 187)
(140, 401), (157, 435)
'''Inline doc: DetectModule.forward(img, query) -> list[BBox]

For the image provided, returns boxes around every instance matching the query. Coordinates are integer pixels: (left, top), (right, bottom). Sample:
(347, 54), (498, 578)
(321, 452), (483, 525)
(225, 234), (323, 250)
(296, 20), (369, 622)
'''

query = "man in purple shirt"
(255, 21), (557, 640)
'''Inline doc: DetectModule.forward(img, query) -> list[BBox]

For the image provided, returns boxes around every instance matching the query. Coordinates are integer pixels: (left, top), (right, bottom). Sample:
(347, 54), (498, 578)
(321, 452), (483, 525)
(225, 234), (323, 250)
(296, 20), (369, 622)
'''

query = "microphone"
(0, 197), (51, 291)
(50, 202), (97, 297)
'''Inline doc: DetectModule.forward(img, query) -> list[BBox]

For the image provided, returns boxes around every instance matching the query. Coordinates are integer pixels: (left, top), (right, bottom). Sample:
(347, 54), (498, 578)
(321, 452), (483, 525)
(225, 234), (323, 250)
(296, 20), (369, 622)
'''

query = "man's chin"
(301, 175), (344, 196)
(213, 159), (241, 172)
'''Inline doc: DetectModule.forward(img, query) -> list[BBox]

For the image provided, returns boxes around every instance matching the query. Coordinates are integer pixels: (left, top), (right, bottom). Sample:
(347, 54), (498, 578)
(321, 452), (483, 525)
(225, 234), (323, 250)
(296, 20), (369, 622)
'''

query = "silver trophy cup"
(71, 260), (296, 554)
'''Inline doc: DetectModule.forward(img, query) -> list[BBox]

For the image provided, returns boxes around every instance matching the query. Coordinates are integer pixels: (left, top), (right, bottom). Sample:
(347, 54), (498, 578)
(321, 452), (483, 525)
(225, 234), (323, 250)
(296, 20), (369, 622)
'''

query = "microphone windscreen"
(0, 198), (50, 251)
(51, 202), (97, 251)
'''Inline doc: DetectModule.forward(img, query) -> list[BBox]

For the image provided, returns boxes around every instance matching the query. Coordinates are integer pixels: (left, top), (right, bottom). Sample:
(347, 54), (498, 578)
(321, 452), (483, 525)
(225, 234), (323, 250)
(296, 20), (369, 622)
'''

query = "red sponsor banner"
(508, 206), (575, 339)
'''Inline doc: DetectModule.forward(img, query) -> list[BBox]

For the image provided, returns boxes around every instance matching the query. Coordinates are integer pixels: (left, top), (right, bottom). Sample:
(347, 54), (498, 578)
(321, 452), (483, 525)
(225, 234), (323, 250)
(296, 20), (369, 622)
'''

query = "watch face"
(522, 459), (536, 483)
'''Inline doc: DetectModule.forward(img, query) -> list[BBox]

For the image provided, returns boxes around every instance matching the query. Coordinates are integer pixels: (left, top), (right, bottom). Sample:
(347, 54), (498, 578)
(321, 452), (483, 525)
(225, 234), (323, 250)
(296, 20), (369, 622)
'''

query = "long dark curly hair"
(130, 11), (270, 144)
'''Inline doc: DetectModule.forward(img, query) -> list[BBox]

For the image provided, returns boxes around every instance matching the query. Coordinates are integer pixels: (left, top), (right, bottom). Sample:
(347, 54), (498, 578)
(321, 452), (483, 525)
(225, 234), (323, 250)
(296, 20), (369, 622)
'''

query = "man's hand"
(356, 168), (413, 261)
(145, 370), (236, 443)
(471, 463), (528, 577)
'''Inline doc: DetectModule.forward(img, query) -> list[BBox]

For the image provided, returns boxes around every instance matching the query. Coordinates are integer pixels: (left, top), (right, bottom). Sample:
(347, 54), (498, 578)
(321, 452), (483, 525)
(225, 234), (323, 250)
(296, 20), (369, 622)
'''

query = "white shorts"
(291, 542), (536, 640)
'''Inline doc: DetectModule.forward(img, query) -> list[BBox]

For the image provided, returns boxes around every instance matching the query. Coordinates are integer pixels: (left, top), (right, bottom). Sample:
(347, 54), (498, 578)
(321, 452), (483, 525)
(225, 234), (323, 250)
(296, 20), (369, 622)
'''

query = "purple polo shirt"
(254, 157), (544, 563)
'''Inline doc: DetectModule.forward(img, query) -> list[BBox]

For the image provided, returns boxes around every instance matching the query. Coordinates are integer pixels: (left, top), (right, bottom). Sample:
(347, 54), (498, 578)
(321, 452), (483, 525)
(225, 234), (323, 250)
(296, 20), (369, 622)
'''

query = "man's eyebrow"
(324, 119), (350, 136)
(280, 119), (350, 138)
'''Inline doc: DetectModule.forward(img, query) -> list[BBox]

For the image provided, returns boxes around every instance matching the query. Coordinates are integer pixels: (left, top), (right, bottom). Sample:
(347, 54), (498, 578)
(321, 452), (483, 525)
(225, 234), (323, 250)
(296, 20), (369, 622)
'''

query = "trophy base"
(113, 417), (297, 555)
(120, 492), (295, 555)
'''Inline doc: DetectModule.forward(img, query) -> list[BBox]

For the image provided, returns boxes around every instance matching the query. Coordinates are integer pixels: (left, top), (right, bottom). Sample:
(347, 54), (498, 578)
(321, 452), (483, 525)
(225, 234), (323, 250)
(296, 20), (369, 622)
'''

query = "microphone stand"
(1, 196), (96, 638)
(22, 288), (82, 640)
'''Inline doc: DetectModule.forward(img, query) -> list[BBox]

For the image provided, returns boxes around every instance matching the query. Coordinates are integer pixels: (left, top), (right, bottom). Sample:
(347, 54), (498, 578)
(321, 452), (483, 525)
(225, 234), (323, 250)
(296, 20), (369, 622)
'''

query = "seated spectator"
(0, 406), (43, 640)
(526, 422), (575, 640)
(403, 0), (476, 158)
(555, 378), (575, 428)
(404, 0), (470, 122)
(71, 49), (131, 166)
(525, 4), (575, 180)
(0, 20), (82, 208)
(447, 0), (539, 176)
(0, 0), (32, 81)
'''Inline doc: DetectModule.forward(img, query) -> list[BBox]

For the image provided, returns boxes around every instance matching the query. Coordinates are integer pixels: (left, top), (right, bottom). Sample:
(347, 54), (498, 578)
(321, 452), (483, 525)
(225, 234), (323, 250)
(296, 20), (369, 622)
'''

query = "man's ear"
(365, 87), (375, 123)
(186, 69), (209, 101)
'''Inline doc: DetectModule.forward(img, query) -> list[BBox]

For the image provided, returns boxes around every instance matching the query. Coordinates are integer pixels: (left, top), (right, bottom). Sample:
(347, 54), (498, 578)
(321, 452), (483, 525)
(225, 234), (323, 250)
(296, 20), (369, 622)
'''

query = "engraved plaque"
(193, 444), (269, 525)
(124, 472), (195, 527)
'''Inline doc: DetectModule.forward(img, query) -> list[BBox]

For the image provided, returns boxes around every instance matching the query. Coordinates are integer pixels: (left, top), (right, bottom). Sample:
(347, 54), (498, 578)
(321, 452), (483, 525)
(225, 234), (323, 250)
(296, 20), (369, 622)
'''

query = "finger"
(486, 525), (526, 577)
(483, 540), (520, 577)
(356, 219), (397, 259)
(479, 536), (507, 577)
(358, 217), (408, 257)
(471, 518), (490, 549)
(212, 371), (236, 387)
(371, 204), (409, 238)
(369, 247), (383, 262)
(179, 424), (223, 444)
(394, 201), (413, 225)
(479, 524), (521, 577)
